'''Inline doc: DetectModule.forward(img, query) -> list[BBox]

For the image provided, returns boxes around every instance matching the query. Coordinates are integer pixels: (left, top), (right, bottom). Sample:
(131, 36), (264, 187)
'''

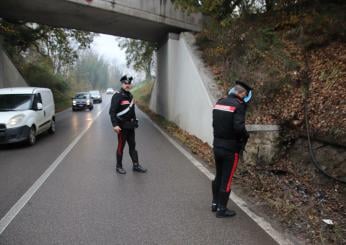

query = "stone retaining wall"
(244, 125), (281, 164)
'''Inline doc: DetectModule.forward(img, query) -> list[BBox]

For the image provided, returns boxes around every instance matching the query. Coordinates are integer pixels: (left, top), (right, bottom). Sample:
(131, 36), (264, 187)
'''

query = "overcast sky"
(91, 34), (125, 64)
(91, 34), (144, 81)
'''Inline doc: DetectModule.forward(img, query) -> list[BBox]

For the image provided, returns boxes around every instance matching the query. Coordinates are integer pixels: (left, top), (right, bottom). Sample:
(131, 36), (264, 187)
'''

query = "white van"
(0, 87), (56, 145)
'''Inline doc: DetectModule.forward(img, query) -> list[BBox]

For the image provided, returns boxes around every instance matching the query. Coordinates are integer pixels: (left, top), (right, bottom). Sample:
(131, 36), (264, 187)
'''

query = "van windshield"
(0, 94), (33, 111)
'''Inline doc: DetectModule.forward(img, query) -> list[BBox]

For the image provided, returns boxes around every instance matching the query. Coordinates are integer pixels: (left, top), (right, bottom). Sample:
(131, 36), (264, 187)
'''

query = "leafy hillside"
(171, 1), (346, 243)
(189, 2), (346, 243)
(195, 1), (346, 145)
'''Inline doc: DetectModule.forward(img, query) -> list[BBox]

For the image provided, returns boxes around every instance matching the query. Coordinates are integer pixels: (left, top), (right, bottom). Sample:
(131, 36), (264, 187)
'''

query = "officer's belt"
(116, 99), (134, 118)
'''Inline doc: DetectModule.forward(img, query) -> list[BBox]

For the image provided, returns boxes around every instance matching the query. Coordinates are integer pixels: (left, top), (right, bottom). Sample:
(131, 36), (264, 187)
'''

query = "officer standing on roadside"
(109, 75), (147, 174)
(211, 81), (253, 218)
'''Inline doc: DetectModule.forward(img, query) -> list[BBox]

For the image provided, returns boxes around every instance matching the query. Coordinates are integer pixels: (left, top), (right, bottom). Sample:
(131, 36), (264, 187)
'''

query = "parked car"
(89, 90), (102, 103)
(72, 92), (93, 111)
(106, 88), (115, 94)
(0, 87), (56, 146)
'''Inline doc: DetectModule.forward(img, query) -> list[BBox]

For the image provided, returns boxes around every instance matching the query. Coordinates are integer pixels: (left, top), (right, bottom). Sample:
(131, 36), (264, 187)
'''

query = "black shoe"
(116, 167), (126, 174)
(133, 164), (147, 173)
(216, 208), (236, 218)
(211, 203), (218, 212)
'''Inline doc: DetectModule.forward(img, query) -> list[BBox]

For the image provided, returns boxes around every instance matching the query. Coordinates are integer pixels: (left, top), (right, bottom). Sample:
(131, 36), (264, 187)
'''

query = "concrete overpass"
(0, 0), (202, 42)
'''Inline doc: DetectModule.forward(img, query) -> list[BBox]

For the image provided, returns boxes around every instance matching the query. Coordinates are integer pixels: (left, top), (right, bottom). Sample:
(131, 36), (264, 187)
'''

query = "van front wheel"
(28, 126), (36, 146)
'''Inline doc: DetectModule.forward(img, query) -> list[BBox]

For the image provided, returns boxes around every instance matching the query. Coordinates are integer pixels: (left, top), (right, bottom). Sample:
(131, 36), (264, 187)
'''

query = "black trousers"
(212, 147), (240, 208)
(116, 129), (139, 168)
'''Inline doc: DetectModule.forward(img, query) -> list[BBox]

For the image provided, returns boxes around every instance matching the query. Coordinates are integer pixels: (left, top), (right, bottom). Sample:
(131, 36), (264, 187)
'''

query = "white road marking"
(0, 103), (109, 235)
(140, 111), (294, 245)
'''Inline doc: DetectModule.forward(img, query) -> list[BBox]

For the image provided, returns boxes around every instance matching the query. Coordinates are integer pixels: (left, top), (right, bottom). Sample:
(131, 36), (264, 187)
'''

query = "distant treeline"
(0, 19), (122, 110)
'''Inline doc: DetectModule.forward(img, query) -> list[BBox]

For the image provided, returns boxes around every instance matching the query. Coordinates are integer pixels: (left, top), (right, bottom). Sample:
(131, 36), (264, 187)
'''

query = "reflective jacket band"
(214, 104), (236, 112)
(116, 99), (134, 117)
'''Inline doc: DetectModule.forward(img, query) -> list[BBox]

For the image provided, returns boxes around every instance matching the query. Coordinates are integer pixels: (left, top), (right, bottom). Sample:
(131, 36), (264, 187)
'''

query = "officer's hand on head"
(113, 126), (122, 134)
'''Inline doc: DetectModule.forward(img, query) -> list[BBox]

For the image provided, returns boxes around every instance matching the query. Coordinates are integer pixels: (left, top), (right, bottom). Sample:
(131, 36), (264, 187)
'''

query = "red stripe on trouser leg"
(226, 153), (239, 192)
(117, 132), (123, 155)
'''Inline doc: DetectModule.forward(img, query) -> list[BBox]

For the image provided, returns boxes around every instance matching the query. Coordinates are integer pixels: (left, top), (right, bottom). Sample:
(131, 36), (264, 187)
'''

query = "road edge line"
(140, 110), (294, 245)
(0, 103), (109, 235)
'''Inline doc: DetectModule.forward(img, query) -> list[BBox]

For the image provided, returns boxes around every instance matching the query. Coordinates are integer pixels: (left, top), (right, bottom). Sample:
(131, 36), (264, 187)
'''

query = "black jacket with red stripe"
(212, 94), (249, 152)
(109, 88), (136, 127)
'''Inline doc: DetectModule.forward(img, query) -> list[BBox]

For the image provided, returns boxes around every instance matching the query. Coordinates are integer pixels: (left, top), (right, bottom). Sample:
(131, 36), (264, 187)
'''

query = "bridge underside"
(0, 0), (201, 42)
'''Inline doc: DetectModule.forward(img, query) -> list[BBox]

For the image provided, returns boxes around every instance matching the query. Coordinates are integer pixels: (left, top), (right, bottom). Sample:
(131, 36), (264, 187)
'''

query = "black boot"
(216, 207), (236, 218)
(116, 166), (126, 174)
(216, 191), (236, 218)
(211, 180), (218, 212)
(212, 203), (218, 212)
(133, 163), (147, 173)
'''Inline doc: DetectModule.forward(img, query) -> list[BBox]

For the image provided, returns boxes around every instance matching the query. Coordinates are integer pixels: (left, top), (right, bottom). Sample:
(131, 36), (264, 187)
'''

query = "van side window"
(32, 93), (42, 109)
(41, 91), (47, 105)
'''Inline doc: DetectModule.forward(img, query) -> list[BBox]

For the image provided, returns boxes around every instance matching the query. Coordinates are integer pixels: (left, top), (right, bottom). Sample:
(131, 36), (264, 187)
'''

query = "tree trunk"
(145, 61), (152, 81)
(265, 0), (274, 12)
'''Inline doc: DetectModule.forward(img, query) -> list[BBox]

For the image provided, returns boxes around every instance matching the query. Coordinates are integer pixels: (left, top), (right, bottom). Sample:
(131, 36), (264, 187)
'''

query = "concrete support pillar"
(0, 45), (27, 88)
(150, 32), (214, 144)
(150, 33), (179, 119)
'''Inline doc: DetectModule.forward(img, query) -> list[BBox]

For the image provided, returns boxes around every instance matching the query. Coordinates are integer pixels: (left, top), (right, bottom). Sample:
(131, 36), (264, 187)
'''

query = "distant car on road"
(106, 88), (115, 94)
(0, 87), (56, 146)
(72, 92), (93, 111)
(89, 90), (102, 103)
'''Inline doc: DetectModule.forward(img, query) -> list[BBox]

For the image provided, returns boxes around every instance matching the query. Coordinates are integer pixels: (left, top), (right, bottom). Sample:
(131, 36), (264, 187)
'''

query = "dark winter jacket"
(212, 94), (249, 152)
(109, 88), (137, 128)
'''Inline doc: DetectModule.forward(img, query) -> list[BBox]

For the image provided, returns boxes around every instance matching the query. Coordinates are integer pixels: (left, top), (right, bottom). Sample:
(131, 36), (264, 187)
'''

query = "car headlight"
(86, 100), (90, 105)
(73, 100), (76, 105)
(7, 114), (25, 128)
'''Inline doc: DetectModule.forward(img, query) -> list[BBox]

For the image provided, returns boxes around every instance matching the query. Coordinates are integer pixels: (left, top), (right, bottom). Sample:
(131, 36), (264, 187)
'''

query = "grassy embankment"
(18, 61), (95, 112)
(21, 63), (72, 112)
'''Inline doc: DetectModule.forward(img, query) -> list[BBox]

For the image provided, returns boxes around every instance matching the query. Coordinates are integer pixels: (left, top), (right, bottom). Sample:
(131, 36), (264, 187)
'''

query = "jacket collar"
(228, 93), (244, 103)
(120, 88), (130, 94)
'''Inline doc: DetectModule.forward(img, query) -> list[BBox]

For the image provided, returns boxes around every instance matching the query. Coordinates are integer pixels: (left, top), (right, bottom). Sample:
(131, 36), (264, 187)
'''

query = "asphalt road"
(0, 95), (277, 245)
